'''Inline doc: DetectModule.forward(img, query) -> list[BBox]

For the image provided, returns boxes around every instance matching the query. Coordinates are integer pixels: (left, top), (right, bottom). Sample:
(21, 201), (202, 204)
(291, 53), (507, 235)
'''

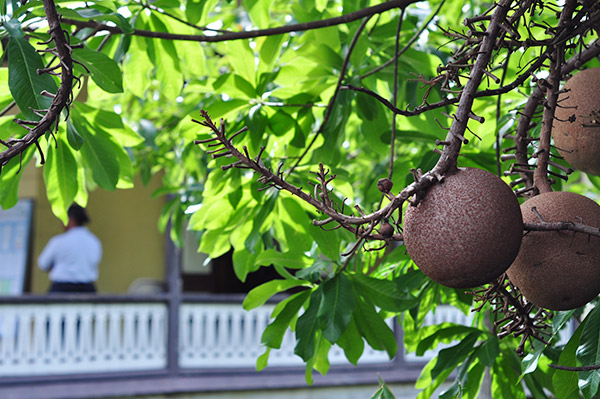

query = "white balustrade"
(0, 300), (506, 376)
(0, 303), (167, 376)
(178, 303), (393, 369)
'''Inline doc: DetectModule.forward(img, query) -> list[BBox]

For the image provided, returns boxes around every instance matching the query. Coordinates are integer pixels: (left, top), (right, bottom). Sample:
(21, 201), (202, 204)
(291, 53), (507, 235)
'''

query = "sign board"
(0, 199), (33, 295)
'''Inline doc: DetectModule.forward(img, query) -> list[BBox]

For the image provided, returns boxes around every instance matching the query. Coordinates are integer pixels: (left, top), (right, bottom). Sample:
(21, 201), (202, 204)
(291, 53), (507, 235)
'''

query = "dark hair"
(68, 204), (90, 225)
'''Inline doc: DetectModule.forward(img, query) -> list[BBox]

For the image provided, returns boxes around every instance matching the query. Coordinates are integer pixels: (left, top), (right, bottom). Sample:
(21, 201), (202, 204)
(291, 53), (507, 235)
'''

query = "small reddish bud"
(379, 222), (394, 238)
(377, 178), (393, 194)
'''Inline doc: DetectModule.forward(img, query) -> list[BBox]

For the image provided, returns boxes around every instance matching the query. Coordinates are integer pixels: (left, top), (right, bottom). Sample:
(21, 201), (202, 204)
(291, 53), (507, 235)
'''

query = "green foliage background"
(1, 0), (600, 397)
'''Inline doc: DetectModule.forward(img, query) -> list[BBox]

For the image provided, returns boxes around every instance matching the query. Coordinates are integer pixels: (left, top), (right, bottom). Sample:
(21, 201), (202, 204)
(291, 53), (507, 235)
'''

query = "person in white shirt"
(38, 204), (102, 293)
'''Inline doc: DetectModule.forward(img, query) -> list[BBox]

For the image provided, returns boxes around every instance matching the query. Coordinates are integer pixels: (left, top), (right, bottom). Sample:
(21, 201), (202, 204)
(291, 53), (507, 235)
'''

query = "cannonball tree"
(2, 0), (600, 397)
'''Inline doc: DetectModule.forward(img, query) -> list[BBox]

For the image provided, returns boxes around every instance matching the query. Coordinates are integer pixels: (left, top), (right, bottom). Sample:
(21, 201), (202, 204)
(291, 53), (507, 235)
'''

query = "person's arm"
(38, 238), (56, 271)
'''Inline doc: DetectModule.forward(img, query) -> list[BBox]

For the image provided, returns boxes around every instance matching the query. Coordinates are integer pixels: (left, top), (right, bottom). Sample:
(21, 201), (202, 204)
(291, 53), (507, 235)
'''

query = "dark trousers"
(49, 282), (96, 293)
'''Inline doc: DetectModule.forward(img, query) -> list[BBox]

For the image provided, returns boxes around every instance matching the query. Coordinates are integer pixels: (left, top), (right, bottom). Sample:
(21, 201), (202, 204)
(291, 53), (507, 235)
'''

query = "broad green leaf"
(72, 48), (123, 93)
(74, 103), (142, 147)
(66, 119), (85, 150)
(439, 352), (479, 399)
(7, 36), (56, 121)
(0, 143), (33, 209)
(337, 316), (364, 365)
(295, 288), (322, 361)
(261, 290), (311, 349)
(553, 321), (584, 399)
(245, 193), (277, 253)
(256, 347), (270, 371)
(521, 339), (546, 376)
(123, 38), (153, 98)
(259, 34), (285, 72)
(243, 279), (309, 310)
(225, 40), (256, 85)
(349, 272), (418, 312)
(353, 296), (397, 358)
(477, 336), (500, 367)
(491, 351), (527, 399)
(313, 333), (332, 376)
(244, 0), (269, 28)
(255, 249), (312, 269)
(416, 325), (481, 356)
(431, 332), (480, 381)
(577, 305), (600, 398)
(317, 274), (355, 343)
(3, 19), (23, 38)
(71, 108), (121, 190)
(232, 246), (260, 283)
(43, 136), (78, 224)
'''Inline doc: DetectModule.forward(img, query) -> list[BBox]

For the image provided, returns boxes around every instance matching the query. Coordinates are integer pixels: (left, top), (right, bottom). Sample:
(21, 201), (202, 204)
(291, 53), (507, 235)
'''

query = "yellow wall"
(25, 163), (166, 294)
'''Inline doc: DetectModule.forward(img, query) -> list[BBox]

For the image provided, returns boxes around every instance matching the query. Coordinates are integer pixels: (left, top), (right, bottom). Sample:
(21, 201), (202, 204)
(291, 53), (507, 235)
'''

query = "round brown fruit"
(506, 191), (600, 310)
(553, 68), (600, 175)
(403, 167), (523, 288)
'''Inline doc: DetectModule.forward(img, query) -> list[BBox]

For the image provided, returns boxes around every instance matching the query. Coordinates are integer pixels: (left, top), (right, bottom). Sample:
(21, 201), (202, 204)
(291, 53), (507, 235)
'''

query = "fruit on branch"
(379, 222), (394, 238)
(553, 67), (600, 175)
(506, 191), (600, 311)
(403, 168), (523, 288)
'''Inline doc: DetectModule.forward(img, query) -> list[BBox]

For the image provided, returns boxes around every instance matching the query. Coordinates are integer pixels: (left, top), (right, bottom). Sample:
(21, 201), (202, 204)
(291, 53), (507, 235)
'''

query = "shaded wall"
(23, 163), (166, 294)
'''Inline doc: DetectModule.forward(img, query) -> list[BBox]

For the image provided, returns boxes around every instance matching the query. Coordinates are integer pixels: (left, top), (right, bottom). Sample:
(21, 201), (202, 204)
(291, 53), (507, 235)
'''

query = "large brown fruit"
(553, 68), (600, 175)
(403, 167), (523, 288)
(506, 191), (600, 310)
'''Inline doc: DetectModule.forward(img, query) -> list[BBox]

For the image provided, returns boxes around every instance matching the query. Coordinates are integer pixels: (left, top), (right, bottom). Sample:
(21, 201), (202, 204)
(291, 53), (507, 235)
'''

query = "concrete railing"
(0, 302), (167, 375)
(0, 297), (491, 377)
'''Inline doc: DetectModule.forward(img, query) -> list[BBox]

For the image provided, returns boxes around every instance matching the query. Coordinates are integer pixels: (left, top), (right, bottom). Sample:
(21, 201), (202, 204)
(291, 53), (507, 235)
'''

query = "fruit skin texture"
(553, 68), (600, 175)
(507, 191), (600, 311)
(403, 167), (523, 289)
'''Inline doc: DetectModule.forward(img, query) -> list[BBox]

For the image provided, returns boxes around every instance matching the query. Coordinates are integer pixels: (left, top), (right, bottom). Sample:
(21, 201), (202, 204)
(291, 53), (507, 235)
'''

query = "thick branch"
(533, 0), (577, 194)
(549, 363), (600, 372)
(61, 0), (419, 43)
(524, 221), (600, 238)
(0, 0), (74, 168)
(430, 0), (515, 175)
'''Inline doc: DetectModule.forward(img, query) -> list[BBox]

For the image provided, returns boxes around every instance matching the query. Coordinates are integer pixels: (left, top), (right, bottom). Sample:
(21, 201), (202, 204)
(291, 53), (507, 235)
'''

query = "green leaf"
(232, 246), (259, 283)
(521, 339), (546, 376)
(477, 336), (500, 367)
(256, 347), (270, 371)
(66, 119), (85, 150)
(295, 288), (322, 361)
(553, 321), (584, 399)
(71, 110), (121, 190)
(43, 136), (78, 224)
(0, 142), (33, 209)
(337, 316), (364, 365)
(7, 36), (56, 120)
(349, 272), (418, 312)
(431, 332), (480, 381)
(4, 19), (23, 38)
(317, 274), (355, 343)
(416, 325), (481, 356)
(371, 381), (396, 399)
(245, 193), (277, 253)
(72, 48), (123, 93)
(577, 305), (600, 398)
(261, 290), (311, 349)
(259, 34), (285, 72)
(491, 351), (527, 399)
(225, 39), (256, 85)
(353, 296), (397, 358)
(255, 249), (312, 269)
(243, 279), (309, 310)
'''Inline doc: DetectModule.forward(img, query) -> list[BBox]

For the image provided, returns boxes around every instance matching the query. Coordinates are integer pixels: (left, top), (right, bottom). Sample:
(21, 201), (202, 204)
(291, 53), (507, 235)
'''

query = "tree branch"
(0, 0), (75, 169)
(60, 0), (419, 43)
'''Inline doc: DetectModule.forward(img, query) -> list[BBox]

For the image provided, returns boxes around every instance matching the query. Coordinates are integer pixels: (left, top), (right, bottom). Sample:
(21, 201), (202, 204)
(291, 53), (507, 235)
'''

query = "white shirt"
(38, 226), (102, 283)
